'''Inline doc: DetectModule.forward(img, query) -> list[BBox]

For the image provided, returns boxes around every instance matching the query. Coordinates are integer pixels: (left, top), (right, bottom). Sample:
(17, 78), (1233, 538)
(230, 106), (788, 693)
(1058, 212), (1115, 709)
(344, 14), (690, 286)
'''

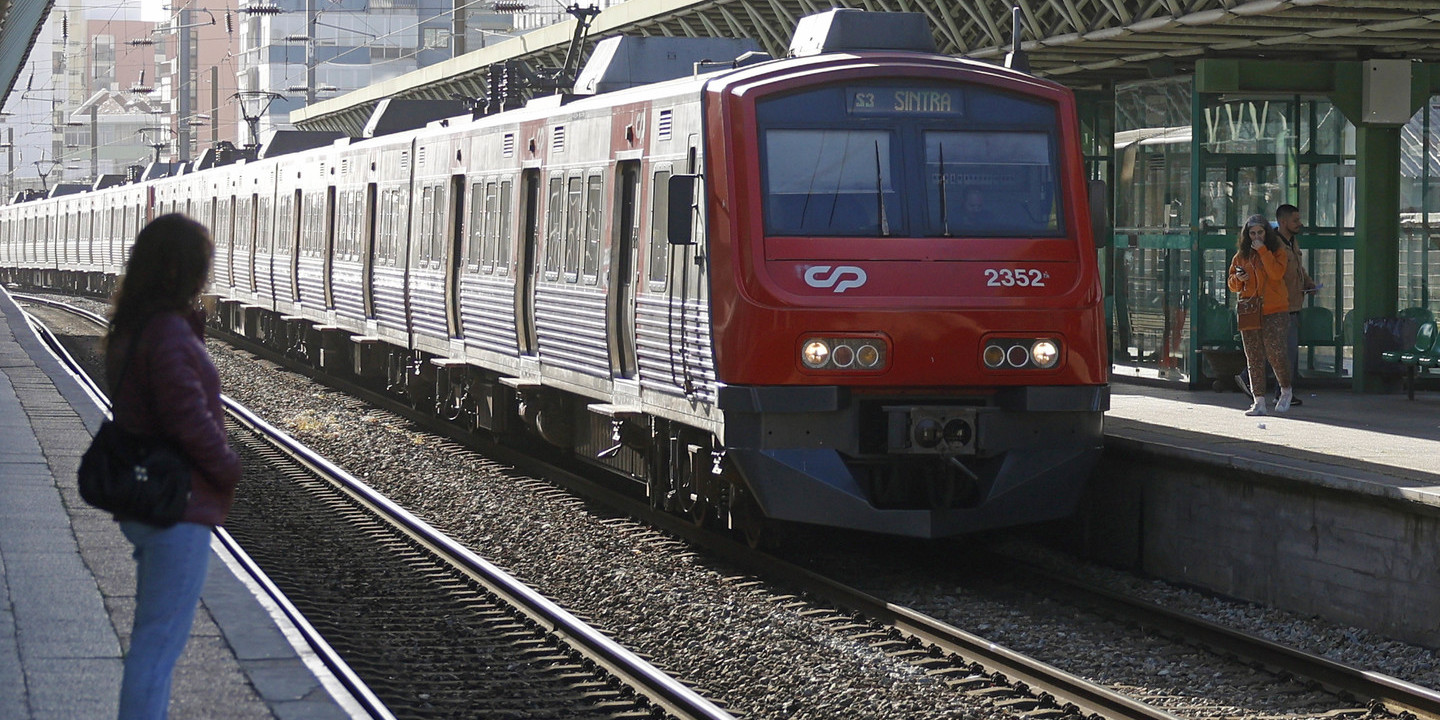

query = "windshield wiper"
(874, 141), (890, 237)
(937, 143), (951, 237)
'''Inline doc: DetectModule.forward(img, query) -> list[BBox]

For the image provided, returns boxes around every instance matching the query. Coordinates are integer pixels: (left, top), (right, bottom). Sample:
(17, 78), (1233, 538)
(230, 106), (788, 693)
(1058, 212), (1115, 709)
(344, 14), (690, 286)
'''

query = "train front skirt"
(726, 409), (1105, 538)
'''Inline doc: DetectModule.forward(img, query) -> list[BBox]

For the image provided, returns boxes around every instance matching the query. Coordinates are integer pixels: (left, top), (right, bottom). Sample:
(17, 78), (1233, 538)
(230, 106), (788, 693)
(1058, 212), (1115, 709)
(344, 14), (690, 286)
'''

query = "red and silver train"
(0, 9), (1108, 539)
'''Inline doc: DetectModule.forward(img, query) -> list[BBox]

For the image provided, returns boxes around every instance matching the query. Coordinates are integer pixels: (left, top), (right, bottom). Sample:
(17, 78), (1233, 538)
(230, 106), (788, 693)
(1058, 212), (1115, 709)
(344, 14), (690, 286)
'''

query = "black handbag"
(77, 321), (193, 526)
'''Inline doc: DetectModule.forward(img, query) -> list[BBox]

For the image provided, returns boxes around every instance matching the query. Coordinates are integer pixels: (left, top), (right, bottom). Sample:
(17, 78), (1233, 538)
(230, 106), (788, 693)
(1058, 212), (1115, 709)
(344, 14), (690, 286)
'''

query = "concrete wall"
(1078, 437), (1440, 649)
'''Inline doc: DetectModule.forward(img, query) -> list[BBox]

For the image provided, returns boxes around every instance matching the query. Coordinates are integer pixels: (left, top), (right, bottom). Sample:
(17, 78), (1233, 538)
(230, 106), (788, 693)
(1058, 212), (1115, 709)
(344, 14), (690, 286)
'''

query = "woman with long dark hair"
(1227, 213), (1293, 416)
(105, 213), (242, 719)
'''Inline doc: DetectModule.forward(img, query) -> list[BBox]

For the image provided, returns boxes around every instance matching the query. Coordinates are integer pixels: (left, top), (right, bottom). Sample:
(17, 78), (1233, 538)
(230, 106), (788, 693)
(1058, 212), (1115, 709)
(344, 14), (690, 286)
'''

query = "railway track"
(20, 290), (1440, 720)
(18, 293), (734, 720)
(1000, 558), (1440, 720)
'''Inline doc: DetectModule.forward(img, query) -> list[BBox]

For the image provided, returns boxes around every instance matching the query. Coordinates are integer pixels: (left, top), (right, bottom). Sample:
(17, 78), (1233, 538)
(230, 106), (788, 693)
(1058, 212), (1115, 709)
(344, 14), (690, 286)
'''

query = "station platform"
(0, 288), (362, 720)
(1098, 375), (1440, 650)
(1107, 377), (1440, 507)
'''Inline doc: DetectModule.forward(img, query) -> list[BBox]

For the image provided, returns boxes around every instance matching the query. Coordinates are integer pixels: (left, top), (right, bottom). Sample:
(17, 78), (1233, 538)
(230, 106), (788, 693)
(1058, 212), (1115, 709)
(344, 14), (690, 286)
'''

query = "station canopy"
(294, 0), (1440, 135)
(0, 0), (52, 107)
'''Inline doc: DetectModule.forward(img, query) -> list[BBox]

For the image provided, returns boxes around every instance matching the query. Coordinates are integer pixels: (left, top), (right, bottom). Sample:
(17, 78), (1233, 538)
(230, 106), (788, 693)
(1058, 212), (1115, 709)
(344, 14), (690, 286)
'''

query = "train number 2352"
(984, 268), (1049, 287)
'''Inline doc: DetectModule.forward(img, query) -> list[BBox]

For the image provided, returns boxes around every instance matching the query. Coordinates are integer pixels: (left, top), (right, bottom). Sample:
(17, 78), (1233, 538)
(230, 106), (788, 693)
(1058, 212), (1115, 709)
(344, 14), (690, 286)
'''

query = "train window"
(762, 129), (897, 237)
(302, 194), (319, 258)
(466, 182), (483, 273)
(377, 190), (392, 266)
(337, 192), (353, 261)
(258, 197), (273, 255)
(420, 187), (435, 268)
(543, 176), (564, 280)
(237, 199), (252, 251)
(431, 185), (446, 270)
(374, 194), (386, 265)
(582, 174), (603, 285)
(276, 195), (294, 258)
(563, 175), (583, 283)
(924, 131), (1061, 237)
(60, 212), (69, 264)
(496, 180), (512, 276)
(348, 190), (363, 261)
(481, 180), (500, 274)
(333, 194), (346, 261)
(647, 169), (671, 288)
(85, 210), (94, 264)
(395, 187), (410, 266)
(352, 191), (364, 260)
(390, 188), (403, 266)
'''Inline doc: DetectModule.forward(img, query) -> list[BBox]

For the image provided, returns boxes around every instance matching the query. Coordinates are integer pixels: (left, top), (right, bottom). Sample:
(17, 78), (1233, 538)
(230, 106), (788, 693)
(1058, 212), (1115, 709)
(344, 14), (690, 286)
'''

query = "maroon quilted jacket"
(106, 309), (241, 526)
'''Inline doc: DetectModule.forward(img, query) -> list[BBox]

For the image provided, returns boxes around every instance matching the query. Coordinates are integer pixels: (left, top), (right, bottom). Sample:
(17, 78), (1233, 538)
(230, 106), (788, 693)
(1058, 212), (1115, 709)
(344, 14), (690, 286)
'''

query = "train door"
(323, 186), (337, 309)
(516, 168), (541, 354)
(217, 196), (234, 289)
(608, 161), (641, 378)
(446, 174), (465, 337)
(363, 183), (378, 317)
(242, 194), (257, 293)
(281, 190), (299, 304)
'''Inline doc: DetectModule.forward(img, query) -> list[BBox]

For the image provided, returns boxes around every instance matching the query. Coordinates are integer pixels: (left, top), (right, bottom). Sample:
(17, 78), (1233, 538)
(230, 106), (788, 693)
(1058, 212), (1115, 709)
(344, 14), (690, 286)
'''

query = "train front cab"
(700, 11), (1109, 538)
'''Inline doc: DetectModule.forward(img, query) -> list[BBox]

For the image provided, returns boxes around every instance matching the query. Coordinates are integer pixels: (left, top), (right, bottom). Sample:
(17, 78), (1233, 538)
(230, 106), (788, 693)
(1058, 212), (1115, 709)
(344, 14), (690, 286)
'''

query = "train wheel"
(675, 480), (707, 527)
(730, 490), (766, 549)
(646, 474), (668, 511)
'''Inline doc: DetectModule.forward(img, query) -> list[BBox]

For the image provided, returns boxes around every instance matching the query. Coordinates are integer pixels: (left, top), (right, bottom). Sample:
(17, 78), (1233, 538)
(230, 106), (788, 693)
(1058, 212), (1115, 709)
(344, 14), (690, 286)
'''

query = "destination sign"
(847, 87), (964, 117)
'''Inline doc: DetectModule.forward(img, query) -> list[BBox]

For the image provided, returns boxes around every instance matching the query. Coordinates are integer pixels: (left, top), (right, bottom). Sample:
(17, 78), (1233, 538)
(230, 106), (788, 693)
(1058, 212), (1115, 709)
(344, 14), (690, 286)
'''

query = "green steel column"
(1351, 125), (1402, 391)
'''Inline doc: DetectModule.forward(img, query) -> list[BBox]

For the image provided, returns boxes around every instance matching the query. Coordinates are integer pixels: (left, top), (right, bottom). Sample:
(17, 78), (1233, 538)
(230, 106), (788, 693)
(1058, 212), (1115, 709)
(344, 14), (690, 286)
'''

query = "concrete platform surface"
(1108, 379), (1440, 503)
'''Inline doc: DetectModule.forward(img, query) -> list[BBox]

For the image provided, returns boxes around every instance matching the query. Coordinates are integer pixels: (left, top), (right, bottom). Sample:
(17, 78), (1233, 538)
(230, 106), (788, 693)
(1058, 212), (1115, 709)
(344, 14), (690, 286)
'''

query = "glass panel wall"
(1399, 99), (1440, 325)
(1198, 95), (1355, 381)
(1111, 77), (1363, 386)
(1112, 78), (1193, 380)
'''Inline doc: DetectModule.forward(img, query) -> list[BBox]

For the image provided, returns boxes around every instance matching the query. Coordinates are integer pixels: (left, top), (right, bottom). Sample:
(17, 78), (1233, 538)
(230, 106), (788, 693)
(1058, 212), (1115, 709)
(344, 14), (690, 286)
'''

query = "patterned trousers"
(1240, 311), (1292, 398)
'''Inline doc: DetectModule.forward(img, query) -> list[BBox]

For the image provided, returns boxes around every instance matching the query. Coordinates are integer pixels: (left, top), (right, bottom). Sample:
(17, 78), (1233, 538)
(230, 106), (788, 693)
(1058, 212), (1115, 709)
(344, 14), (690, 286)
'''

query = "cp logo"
(803, 265), (867, 293)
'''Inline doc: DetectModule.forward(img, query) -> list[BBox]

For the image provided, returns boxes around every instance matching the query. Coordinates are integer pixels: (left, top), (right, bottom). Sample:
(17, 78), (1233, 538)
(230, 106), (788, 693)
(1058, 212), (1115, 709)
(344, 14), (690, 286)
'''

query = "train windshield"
(764, 130), (898, 237)
(757, 82), (1064, 238)
(925, 130), (1059, 237)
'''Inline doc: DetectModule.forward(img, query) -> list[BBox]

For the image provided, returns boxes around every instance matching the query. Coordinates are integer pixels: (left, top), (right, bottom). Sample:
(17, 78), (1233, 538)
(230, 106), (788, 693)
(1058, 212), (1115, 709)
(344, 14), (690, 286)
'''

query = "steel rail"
(608, 496), (1186, 720)
(222, 398), (738, 720)
(1012, 561), (1440, 720)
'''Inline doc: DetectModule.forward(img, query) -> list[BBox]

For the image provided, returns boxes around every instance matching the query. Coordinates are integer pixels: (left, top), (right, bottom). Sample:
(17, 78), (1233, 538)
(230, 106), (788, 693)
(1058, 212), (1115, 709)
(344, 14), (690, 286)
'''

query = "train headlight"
(801, 339), (830, 368)
(1031, 339), (1059, 368)
(798, 335), (889, 372)
(913, 418), (943, 448)
(982, 344), (1006, 368)
(981, 337), (1063, 370)
(1006, 344), (1030, 367)
(856, 344), (880, 368)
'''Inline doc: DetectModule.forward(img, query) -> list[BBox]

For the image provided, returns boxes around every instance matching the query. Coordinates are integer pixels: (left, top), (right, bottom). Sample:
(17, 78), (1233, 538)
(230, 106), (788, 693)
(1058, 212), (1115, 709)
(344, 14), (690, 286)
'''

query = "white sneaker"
(1245, 396), (1268, 416)
(1275, 388), (1293, 413)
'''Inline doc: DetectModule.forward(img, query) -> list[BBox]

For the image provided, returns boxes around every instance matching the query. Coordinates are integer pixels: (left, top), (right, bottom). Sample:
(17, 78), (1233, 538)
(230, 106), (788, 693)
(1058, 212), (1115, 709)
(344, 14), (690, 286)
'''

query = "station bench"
(1380, 320), (1440, 400)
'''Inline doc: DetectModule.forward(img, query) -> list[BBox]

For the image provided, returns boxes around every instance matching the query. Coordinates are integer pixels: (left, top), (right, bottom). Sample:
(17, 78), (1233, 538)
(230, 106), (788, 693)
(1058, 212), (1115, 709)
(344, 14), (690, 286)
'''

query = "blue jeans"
(118, 521), (212, 720)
